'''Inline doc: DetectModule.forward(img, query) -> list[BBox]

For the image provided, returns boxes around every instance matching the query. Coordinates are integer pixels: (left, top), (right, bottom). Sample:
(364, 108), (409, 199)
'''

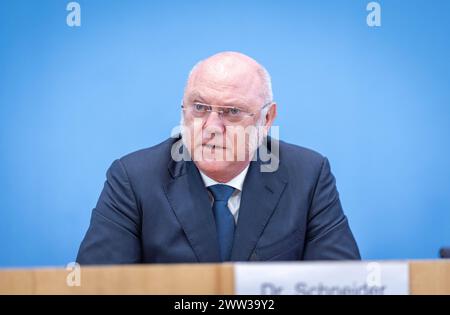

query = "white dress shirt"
(199, 165), (250, 224)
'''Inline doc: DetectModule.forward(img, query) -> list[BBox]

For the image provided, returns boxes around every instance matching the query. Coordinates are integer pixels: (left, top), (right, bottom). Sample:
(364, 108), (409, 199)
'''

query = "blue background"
(1, 0), (449, 267)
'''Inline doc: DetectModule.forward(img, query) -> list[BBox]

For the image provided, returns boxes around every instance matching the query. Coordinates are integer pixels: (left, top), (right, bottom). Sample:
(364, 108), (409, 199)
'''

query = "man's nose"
(203, 111), (225, 136)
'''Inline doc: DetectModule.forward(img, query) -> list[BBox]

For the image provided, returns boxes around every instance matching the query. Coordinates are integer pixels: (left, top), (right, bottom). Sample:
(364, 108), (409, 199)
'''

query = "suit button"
(250, 252), (258, 261)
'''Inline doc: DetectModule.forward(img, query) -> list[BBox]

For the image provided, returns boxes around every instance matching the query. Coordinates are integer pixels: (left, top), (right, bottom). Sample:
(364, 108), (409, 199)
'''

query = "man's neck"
(199, 162), (250, 184)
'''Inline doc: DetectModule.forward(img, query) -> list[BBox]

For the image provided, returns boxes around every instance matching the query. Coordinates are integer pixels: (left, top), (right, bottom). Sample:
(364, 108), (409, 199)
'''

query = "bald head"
(184, 51), (273, 107)
(180, 51), (277, 182)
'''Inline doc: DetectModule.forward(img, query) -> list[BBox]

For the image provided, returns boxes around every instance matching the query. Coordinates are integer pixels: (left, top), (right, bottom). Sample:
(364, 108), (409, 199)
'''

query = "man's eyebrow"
(188, 91), (206, 102)
(220, 99), (248, 109)
(224, 100), (247, 108)
(193, 96), (207, 103)
(188, 91), (247, 108)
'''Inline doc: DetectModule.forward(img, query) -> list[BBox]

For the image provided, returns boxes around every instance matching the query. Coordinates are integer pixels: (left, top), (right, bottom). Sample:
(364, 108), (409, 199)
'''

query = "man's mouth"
(202, 144), (225, 150)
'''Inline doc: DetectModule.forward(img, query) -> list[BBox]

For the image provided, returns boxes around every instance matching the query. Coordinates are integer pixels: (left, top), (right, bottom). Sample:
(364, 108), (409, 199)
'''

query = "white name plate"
(235, 261), (409, 295)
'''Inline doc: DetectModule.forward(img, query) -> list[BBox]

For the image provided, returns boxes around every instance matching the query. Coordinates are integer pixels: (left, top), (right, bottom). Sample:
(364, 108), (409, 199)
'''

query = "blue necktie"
(208, 184), (235, 261)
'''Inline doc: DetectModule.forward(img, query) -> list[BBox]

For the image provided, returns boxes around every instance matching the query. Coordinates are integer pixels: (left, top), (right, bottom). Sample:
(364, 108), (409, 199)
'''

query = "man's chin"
(195, 160), (231, 171)
(194, 160), (243, 180)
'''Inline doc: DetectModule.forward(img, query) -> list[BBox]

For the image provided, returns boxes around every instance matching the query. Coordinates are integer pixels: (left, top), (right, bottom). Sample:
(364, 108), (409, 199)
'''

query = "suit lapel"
(230, 156), (288, 261)
(163, 137), (287, 262)
(164, 159), (221, 262)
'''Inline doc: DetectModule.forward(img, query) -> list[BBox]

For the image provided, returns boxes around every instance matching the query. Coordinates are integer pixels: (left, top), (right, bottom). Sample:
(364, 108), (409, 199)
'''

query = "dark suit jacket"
(77, 136), (360, 264)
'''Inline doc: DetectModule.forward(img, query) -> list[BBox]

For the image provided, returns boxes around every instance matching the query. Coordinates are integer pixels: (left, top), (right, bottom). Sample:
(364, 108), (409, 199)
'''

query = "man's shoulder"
(114, 137), (178, 179)
(275, 139), (329, 183)
(120, 137), (176, 163)
(278, 139), (325, 166)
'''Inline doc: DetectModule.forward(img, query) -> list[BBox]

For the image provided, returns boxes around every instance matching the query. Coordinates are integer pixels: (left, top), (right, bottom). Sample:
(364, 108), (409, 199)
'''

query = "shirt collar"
(199, 164), (250, 192)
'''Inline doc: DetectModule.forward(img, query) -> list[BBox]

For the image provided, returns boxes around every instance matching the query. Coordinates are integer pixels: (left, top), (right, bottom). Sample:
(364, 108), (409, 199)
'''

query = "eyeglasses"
(181, 101), (272, 123)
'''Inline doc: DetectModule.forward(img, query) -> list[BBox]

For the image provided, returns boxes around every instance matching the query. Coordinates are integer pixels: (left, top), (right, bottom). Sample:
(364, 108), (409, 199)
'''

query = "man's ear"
(265, 103), (277, 129)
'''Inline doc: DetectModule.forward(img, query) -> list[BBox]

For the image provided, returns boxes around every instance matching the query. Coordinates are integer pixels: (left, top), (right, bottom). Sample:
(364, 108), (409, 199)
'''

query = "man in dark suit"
(77, 51), (360, 264)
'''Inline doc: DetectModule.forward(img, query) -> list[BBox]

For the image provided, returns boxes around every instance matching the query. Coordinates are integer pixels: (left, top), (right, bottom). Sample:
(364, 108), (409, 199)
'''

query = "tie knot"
(208, 184), (235, 202)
